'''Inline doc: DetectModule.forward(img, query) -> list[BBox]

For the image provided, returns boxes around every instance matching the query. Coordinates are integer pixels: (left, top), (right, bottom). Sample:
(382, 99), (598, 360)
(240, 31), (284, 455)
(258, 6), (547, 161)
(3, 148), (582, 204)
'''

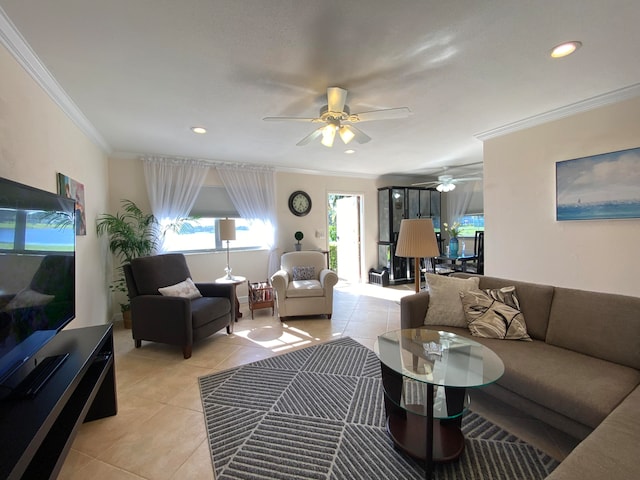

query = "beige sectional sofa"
(400, 273), (640, 480)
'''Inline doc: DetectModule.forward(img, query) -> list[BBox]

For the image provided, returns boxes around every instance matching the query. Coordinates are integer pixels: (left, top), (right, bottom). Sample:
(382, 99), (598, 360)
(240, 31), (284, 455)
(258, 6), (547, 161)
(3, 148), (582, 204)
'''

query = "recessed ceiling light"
(191, 126), (207, 134)
(550, 41), (582, 58)
(344, 149), (355, 154)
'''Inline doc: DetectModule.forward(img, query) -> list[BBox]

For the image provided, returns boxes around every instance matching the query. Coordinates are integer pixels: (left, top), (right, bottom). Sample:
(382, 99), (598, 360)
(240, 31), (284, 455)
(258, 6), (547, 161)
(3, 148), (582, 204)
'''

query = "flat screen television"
(0, 177), (75, 397)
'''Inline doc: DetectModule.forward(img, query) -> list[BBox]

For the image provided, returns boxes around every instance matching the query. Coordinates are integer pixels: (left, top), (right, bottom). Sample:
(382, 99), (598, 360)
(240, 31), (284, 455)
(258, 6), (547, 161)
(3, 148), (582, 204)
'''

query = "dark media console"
(0, 324), (117, 479)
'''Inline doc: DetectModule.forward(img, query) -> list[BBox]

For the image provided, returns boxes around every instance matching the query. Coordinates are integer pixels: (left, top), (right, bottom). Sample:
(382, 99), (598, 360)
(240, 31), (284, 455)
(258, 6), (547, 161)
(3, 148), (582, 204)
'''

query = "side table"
(375, 329), (504, 480)
(215, 275), (246, 320)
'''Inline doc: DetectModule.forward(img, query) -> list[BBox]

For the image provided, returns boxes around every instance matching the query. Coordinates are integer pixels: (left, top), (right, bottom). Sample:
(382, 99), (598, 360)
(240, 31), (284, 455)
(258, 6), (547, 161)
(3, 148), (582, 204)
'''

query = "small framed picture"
(57, 173), (87, 235)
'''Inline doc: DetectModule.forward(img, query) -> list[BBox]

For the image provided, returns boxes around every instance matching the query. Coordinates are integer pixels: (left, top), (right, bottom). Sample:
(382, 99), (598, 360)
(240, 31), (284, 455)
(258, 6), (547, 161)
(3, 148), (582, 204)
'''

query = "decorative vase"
(449, 237), (459, 257)
(295, 243), (302, 251)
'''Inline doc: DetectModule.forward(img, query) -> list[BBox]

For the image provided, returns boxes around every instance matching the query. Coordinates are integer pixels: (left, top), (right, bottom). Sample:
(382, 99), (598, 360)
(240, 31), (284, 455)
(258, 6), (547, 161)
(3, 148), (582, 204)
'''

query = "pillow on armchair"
(158, 277), (202, 299)
(292, 266), (316, 281)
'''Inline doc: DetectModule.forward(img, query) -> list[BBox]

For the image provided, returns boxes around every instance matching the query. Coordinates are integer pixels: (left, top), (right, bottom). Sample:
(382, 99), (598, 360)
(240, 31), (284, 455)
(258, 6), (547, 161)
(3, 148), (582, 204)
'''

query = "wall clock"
(288, 190), (312, 216)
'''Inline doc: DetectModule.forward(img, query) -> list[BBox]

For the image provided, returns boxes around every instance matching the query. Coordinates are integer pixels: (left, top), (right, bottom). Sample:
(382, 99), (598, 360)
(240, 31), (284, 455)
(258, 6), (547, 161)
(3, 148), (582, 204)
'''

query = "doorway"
(328, 193), (363, 283)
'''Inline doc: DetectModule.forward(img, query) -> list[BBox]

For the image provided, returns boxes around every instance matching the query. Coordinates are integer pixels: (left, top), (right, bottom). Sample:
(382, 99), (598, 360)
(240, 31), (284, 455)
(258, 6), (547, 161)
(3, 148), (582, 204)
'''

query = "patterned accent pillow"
(459, 287), (531, 341)
(424, 274), (480, 327)
(292, 266), (316, 281)
(158, 277), (202, 299)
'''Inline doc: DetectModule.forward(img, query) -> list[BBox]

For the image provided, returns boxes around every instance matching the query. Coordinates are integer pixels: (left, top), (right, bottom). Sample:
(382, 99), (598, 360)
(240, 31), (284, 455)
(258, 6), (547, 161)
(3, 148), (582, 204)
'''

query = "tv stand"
(10, 353), (70, 399)
(0, 324), (117, 480)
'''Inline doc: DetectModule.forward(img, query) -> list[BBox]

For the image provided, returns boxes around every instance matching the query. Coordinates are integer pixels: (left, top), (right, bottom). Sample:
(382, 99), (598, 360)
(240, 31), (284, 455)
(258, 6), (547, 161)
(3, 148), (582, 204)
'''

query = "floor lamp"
(395, 218), (440, 293)
(219, 218), (236, 280)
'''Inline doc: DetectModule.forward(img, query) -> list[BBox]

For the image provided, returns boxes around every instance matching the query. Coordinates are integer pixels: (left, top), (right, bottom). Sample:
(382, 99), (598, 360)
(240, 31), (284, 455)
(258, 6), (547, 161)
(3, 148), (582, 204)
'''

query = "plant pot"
(122, 310), (132, 329)
(295, 243), (302, 251)
(449, 237), (459, 257)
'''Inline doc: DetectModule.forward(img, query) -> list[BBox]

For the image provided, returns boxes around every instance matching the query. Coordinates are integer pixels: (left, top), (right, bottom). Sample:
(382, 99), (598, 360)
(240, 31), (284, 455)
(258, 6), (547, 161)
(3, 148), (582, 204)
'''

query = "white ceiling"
(1, 1), (639, 179)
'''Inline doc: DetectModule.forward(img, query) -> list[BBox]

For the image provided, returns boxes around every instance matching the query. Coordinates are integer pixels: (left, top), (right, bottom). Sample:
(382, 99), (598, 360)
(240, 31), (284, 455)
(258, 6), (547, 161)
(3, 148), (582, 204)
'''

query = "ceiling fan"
(263, 87), (411, 147)
(412, 162), (483, 192)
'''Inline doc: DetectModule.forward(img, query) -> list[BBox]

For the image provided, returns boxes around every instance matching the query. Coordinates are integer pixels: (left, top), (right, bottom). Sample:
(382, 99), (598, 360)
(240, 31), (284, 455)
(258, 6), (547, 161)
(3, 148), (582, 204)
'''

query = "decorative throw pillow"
(292, 266), (315, 281)
(424, 274), (480, 327)
(158, 277), (202, 299)
(459, 287), (531, 341)
(4, 288), (55, 310)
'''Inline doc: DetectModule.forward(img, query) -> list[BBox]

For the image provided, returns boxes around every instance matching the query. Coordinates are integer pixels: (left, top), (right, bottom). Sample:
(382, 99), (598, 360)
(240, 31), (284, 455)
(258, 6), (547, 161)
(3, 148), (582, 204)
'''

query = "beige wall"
(484, 96), (640, 297)
(0, 44), (110, 327)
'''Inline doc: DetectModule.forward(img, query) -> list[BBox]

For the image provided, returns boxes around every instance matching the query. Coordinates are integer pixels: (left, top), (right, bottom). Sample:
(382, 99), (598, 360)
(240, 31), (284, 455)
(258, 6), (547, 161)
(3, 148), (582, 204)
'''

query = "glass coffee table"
(375, 328), (504, 479)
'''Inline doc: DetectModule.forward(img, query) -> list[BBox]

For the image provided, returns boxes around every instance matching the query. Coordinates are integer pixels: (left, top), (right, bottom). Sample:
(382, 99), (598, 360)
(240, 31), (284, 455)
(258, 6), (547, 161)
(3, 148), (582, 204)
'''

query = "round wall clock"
(288, 190), (312, 216)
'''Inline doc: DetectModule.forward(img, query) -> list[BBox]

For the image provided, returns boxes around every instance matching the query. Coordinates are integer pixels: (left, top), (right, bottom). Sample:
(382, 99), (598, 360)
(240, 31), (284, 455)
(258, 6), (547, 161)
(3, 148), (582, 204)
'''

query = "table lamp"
(219, 218), (236, 280)
(395, 218), (440, 293)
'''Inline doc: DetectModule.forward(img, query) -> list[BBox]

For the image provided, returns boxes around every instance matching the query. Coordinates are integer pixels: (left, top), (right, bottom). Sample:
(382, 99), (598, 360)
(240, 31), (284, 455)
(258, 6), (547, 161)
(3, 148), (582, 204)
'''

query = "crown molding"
(0, 8), (110, 152)
(475, 83), (640, 141)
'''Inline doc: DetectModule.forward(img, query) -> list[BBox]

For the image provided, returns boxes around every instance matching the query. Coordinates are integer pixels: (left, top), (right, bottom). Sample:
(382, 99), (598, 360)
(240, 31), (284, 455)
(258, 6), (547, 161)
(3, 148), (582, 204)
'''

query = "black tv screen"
(0, 177), (75, 390)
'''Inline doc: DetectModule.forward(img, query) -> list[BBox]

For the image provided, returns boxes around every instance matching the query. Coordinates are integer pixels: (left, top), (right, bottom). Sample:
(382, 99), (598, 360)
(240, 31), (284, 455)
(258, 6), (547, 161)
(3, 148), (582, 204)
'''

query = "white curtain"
(445, 180), (480, 232)
(142, 156), (209, 252)
(216, 164), (279, 277)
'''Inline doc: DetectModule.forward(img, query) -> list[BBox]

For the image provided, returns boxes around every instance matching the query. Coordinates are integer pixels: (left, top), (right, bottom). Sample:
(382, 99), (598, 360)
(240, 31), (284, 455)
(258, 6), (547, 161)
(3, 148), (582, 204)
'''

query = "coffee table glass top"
(375, 328), (504, 389)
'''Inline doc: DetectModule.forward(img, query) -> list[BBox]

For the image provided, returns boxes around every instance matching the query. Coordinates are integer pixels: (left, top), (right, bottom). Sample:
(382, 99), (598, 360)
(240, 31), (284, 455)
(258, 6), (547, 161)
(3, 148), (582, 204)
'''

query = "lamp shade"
(219, 218), (236, 241)
(395, 218), (440, 258)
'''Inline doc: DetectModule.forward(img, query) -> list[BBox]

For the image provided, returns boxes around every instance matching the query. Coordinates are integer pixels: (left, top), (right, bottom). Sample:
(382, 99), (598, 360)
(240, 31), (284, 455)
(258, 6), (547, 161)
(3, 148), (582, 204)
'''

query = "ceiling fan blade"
(411, 180), (440, 186)
(296, 127), (323, 146)
(350, 107), (411, 122)
(327, 87), (347, 113)
(348, 125), (372, 144)
(422, 161), (484, 174)
(453, 177), (483, 183)
(263, 116), (322, 122)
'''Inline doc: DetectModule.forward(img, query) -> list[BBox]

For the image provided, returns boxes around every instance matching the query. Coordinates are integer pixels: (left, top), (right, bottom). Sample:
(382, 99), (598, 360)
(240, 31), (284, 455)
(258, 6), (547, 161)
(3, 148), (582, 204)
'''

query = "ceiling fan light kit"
(264, 87), (410, 148)
(436, 182), (456, 192)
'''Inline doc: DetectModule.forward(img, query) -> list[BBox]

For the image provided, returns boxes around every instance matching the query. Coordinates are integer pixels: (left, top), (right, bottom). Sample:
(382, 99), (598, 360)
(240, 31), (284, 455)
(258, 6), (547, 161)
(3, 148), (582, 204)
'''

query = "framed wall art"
(556, 146), (640, 221)
(57, 173), (87, 235)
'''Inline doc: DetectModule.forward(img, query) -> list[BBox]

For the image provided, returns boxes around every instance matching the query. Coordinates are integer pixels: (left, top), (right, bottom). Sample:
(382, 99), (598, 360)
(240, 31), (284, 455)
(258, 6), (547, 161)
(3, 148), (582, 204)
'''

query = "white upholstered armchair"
(270, 251), (338, 320)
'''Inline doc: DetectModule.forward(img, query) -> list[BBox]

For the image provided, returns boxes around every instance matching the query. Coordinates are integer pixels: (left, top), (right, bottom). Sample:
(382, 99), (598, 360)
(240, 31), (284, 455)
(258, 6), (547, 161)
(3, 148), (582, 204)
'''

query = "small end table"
(375, 329), (504, 479)
(215, 275), (246, 320)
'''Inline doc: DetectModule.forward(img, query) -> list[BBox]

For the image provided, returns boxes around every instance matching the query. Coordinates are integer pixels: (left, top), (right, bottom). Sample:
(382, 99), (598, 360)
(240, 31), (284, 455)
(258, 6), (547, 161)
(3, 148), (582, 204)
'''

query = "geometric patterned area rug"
(199, 337), (558, 480)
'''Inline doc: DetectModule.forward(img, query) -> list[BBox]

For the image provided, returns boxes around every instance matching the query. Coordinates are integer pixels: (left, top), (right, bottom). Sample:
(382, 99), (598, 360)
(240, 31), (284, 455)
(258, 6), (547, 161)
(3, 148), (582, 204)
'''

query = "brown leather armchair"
(123, 253), (234, 358)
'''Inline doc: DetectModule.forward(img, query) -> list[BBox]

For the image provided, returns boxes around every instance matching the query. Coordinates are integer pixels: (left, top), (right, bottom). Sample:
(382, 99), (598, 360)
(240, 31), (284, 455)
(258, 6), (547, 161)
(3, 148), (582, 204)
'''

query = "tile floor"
(59, 281), (579, 480)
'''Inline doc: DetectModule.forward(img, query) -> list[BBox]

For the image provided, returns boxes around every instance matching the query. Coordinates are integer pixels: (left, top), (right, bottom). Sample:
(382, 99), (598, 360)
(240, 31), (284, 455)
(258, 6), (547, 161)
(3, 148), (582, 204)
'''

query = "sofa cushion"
(459, 334), (640, 429)
(424, 274), (480, 327)
(545, 385), (640, 480)
(287, 280), (324, 298)
(460, 289), (531, 341)
(191, 296), (231, 328)
(546, 287), (640, 370)
(452, 274), (554, 341)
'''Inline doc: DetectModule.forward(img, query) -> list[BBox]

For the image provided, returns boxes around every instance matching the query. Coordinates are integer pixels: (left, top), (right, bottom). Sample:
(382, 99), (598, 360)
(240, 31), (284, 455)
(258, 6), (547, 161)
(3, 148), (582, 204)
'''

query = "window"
(161, 186), (270, 253)
(163, 217), (263, 253)
(457, 214), (484, 237)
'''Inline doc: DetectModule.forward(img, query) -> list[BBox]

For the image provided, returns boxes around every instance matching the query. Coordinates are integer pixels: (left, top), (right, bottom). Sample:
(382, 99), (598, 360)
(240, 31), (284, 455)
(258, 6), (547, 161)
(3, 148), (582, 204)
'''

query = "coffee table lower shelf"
(387, 407), (465, 462)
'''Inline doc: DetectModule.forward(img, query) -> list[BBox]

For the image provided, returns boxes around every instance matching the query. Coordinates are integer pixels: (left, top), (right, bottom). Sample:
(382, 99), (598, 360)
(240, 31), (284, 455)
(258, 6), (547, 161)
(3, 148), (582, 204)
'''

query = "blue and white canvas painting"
(556, 147), (640, 221)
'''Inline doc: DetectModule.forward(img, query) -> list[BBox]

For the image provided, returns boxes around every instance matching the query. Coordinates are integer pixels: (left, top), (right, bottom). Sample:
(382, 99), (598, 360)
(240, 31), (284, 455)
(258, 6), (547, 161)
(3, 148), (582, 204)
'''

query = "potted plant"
(294, 231), (304, 251)
(96, 200), (160, 327)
